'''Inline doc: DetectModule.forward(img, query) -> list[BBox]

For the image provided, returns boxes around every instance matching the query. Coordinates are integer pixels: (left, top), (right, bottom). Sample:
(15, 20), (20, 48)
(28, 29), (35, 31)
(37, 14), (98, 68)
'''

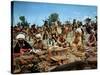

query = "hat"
(16, 34), (25, 40)
(75, 28), (82, 33)
(35, 34), (42, 39)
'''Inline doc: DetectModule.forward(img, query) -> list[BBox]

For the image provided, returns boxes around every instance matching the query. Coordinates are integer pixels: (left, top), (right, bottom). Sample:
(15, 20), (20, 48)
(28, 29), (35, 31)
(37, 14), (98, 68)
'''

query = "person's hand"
(30, 49), (33, 52)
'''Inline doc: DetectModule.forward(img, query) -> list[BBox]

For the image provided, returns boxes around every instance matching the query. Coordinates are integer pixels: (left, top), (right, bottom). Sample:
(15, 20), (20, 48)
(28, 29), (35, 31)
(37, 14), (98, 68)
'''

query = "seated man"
(14, 33), (32, 55)
(57, 34), (67, 48)
(87, 30), (96, 47)
(33, 34), (46, 50)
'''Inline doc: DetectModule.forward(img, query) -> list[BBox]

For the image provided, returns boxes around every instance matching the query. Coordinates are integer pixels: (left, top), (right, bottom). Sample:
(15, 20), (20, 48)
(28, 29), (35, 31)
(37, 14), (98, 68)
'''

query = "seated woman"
(87, 30), (96, 47)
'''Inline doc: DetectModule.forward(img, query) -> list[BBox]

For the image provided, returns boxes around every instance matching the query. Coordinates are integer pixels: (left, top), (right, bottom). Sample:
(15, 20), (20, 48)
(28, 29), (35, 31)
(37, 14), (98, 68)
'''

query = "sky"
(12, 1), (97, 26)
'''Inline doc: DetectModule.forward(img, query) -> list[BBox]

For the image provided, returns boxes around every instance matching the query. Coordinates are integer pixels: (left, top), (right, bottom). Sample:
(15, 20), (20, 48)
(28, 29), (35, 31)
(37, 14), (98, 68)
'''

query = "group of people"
(12, 18), (97, 55)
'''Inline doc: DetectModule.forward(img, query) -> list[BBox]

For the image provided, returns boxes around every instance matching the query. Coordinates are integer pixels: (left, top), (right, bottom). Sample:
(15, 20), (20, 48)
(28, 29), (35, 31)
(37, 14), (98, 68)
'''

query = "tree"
(85, 17), (91, 24)
(65, 21), (70, 25)
(95, 16), (97, 24)
(19, 16), (25, 23)
(17, 22), (21, 26)
(95, 16), (97, 20)
(17, 16), (30, 27)
(72, 19), (77, 28)
(77, 21), (82, 27)
(48, 13), (59, 25)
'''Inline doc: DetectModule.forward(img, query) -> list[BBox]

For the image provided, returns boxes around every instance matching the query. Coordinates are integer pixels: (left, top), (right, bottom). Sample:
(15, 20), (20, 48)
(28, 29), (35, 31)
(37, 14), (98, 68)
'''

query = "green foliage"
(48, 13), (59, 25)
(85, 18), (91, 24)
(17, 16), (30, 27)
(19, 16), (25, 23)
